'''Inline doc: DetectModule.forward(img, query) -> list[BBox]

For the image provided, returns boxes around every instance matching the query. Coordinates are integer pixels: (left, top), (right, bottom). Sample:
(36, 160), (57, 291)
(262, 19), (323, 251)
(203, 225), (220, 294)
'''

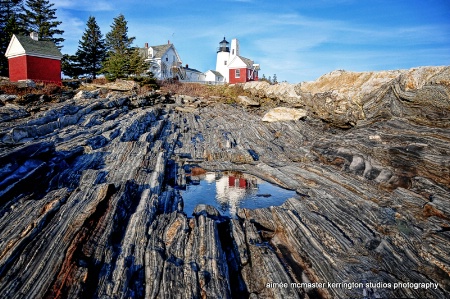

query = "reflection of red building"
(228, 175), (255, 189)
(239, 178), (246, 189)
(229, 176), (235, 187)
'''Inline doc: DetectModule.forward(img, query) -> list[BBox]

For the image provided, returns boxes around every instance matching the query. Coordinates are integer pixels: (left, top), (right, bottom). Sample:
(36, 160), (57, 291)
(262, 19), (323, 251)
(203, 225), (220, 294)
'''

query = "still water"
(181, 171), (297, 218)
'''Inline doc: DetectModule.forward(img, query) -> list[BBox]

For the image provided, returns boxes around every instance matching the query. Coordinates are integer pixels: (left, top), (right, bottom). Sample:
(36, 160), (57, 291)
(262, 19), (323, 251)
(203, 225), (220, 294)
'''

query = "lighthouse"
(215, 37), (259, 84)
(215, 37), (230, 82)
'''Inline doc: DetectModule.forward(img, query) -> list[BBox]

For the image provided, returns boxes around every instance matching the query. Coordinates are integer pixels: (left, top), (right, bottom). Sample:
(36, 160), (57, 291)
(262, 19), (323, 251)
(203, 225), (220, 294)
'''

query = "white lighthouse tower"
(215, 37), (230, 82)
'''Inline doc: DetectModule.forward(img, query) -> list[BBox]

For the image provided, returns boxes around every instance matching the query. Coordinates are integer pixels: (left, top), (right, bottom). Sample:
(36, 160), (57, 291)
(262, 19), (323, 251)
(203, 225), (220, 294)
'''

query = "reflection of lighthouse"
(214, 173), (258, 217)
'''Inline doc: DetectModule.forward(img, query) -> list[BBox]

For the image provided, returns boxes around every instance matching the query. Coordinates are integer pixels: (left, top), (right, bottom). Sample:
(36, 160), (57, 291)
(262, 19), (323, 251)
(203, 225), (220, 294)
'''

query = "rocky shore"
(0, 66), (449, 298)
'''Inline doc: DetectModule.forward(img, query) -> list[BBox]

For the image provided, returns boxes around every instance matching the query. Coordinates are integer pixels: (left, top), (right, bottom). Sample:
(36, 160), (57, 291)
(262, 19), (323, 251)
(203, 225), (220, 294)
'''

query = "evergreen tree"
(102, 14), (146, 79)
(101, 52), (126, 80)
(272, 73), (278, 84)
(105, 14), (134, 55)
(76, 16), (106, 79)
(61, 54), (83, 79)
(0, 0), (24, 76)
(127, 47), (148, 76)
(20, 0), (64, 48)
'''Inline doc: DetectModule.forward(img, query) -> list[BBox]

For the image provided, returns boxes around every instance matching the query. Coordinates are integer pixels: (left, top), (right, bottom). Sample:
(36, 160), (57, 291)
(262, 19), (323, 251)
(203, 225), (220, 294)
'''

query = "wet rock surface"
(0, 66), (449, 298)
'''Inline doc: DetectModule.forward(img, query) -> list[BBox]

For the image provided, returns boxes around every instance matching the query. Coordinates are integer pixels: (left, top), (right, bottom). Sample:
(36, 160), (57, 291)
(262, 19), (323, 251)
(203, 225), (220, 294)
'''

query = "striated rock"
(245, 66), (449, 128)
(0, 94), (17, 104)
(0, 68), (449, 298)
(0, 104), (30, 122)
(262, 107), (307, 122)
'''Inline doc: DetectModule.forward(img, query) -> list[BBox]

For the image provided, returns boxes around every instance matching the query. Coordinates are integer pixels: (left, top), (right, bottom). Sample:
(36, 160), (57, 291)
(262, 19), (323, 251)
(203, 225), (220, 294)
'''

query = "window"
(232, 49), (235, 55)
(235, 69), (240, 78)
(224, 60), (227, 65)
(166, 57), (168, 62)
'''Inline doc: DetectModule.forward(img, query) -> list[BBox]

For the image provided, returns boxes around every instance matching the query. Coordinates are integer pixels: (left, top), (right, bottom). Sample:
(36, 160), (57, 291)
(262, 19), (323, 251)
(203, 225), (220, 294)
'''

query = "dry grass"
(0, 82), (63, 97)
(0, 83), (30, 96)
(92, 78), (109, 85)
(159, 81), (252, 102)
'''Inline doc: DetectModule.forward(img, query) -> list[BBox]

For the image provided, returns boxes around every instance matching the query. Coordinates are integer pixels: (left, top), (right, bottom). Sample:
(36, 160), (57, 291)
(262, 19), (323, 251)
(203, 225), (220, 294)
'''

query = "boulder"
(262, 107), (307, 122)
(243, 81), (301, 103)
(73, 89), (100, 100)
(237, 95), (260, 107)
(192, 204), (221, 217)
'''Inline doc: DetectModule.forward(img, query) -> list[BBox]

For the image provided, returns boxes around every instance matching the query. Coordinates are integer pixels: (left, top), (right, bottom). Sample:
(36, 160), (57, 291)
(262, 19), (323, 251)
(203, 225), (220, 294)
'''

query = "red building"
(5, 33), (62, 85)
(228, 56), (259, 84)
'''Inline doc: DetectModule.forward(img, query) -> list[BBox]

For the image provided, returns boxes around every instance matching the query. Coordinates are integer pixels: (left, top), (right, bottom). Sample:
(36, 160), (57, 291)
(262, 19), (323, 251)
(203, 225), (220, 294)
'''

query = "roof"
(228, 55), (260, 70)
(5, 34), (62, 59)
(206, 70), (223, 77)
(238, 56), (254, 68)
(181, 66), (203, 73)
(150, 44), (172, 59)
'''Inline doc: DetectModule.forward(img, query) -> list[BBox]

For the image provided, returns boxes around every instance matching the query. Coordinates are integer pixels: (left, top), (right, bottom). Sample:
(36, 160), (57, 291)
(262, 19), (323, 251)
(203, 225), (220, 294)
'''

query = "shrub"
(41, 83), (62, 96)
(133, 76), (159, 90)
(0, 83), (33, 96)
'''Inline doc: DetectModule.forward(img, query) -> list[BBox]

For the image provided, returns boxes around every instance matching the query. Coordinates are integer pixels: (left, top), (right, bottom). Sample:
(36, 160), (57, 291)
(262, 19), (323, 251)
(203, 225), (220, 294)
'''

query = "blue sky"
(55, 0), (450, 83)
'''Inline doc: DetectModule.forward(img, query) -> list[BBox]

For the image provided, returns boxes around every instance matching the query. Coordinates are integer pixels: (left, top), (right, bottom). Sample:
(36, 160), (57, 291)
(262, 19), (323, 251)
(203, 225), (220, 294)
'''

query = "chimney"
(30, 32), (38, 41)
(144, 42), (148, 48)
(186, 64), (189, 68)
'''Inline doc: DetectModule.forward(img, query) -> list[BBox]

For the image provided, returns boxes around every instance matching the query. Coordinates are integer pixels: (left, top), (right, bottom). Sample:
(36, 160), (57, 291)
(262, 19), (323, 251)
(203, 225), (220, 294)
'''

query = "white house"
(140, 42), (182, 80)
(204, 70), (225, 84)
(140, 43), (206, 82)
(180, 65), (206, 82)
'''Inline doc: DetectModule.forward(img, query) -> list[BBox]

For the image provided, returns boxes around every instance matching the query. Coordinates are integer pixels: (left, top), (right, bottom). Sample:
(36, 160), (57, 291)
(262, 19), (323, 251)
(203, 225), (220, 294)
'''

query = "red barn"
(5, 33), (62, 85)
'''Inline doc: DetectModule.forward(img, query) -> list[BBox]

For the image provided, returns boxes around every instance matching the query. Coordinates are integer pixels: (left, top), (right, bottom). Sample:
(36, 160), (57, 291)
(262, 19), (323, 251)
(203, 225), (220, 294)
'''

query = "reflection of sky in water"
(181, 172), (297, 218)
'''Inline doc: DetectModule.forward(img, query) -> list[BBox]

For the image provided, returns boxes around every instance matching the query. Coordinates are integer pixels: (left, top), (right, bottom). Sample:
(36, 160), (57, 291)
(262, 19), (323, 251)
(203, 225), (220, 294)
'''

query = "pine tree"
(76, 16), (106, 79)
(61, 54), (83, 79)
(0, 0), (25, 76)
(273, 73), (278, 84)
(102, 14), (146, 80)
(105, 14), (134, 55)
(20, 0), (64, 48)
(101, 52), (126, 80)
(127, 47), (148, 77)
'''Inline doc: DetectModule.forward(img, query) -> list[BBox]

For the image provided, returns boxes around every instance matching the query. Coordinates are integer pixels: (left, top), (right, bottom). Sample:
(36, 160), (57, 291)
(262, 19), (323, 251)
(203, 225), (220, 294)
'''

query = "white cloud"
(54, 0), (113, 11)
